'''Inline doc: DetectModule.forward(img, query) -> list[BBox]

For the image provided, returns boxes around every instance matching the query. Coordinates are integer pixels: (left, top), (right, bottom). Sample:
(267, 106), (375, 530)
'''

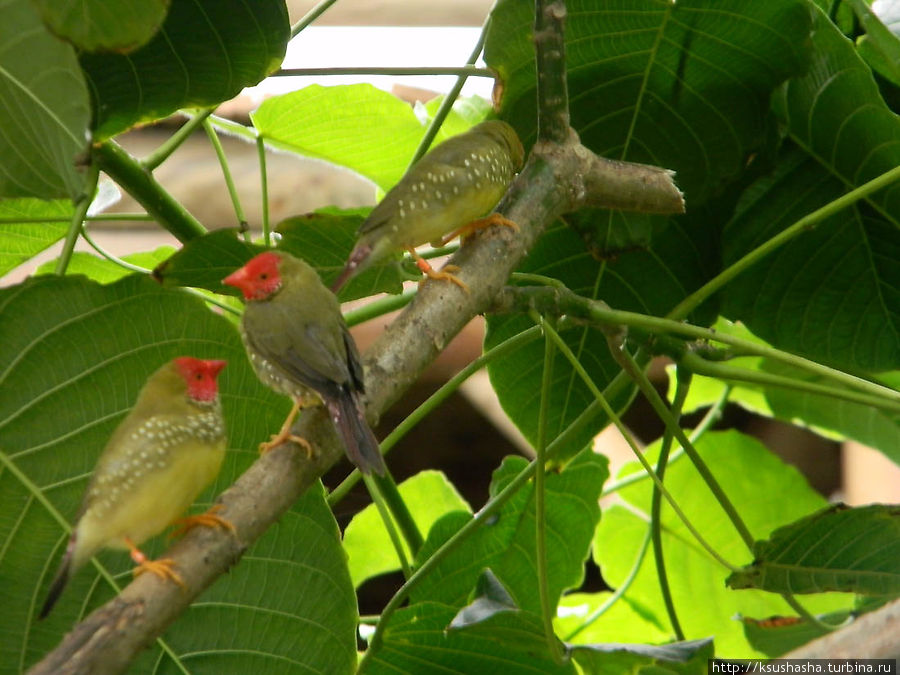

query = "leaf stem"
(203, 119), (248, 237)
(257, 136), (271, 246)
(363, 474), (412, 578)
(667, 163), (900, 321)
(343, 289), (417, 327)
(142, 110), (213, 171)
(290, 0), (339, 38)
(405, 15), (490, 170)
(532, 312), (564, 663)
(652, 367), (690, 641)
(93, 141), (207, 243)
(372, 470), (424, 557)
(55, 164), (99, 275)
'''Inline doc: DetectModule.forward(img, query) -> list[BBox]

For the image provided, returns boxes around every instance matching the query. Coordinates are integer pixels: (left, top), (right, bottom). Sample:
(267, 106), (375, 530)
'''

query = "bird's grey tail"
(328, 391), (386, 476)
(40, 533), (76, 619)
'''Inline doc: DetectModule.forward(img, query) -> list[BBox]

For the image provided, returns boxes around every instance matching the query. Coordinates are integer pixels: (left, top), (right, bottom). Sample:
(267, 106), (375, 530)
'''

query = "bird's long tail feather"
(40, 532), (76, 619)
(327, 391), (386, 476)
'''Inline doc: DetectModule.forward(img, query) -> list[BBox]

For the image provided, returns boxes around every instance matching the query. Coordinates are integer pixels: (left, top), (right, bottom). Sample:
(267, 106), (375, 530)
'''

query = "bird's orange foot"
(170, 504), (236, 539)
(414, 258), (470, 293)
(259, 431), (315, 458)
(126, 539), (186, 589)
(133, 557), (186, 589)
(442, 212), (519, 245)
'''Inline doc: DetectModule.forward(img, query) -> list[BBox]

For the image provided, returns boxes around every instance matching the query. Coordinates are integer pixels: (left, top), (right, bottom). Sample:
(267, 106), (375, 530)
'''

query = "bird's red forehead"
(174, 357), (226, 401)
(223, 251), (282, 300)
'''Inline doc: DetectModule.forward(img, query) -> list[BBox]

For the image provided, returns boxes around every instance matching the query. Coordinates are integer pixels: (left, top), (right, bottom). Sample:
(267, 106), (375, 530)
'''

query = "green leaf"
(343, 470), (470, 588)
(0, 0), (90, 199)
(570, 638), (713, 675)
(727, 504), (900, 596)
(362, 601), (575, 675)
(485, 214), (717, 459)
(80, 0), (289, 139)
(594, 431), (850, 656)
(31, 0), (170, 53)
(554, 592), (670, 645)
(723, 10), (900, 372)
(277, 211), (406, 301)
(449, 569), (519, 628)
(152, 228), (263, 295)
(409, 448), (607, 614)
(252, 84), (485, 191)
(35, 248), (176, 283)
(0, 199), (72, 276)
(0, 274), (325, 672)
(486, 0), (812, 205)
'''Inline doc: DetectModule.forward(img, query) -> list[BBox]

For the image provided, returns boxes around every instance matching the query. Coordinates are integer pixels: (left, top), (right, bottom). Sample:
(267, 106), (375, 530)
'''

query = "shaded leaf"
(727, 504), (900, 596)
(81, 0), (289, 139)
(0, 199), (71, 277)
(362, 601), (574, 675)
(0, 0), (90, 199)
(277, 211), (407, 301)
(32, 0), (170, 52)
(152, 228), (263, 295)
(723, 10), (900, 372)
(449, 569), (518, 629)
(570, 638), (713, 675)
(486, 0), (812, 204)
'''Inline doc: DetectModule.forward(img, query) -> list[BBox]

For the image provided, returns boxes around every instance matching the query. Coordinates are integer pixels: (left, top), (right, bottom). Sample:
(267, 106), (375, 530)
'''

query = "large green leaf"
(593, 431), (849, 656)
(485, 0), (812, 205)
(362, 601), (575, 675)
(0, 0), (90, 199)
(0, 275), (359, 674)
(728, 504), (900, 596)
(0, 199), (71, 277)
(32, 0), (170, 52)
(409, 448), (607, 615)
(343, 470), (470, 588)
(722, 9), (900, 372)
(251, 85), (487, 192)
(81, 0), (288, 139)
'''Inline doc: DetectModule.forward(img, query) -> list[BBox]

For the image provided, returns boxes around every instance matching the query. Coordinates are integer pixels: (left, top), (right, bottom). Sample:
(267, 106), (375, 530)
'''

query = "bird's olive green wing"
(242, 292), (354, 396)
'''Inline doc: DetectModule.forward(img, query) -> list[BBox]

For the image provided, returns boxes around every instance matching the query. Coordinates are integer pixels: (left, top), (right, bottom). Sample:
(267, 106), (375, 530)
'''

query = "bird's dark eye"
(260, 273), (268, 280)
(195, 373), (203, 380)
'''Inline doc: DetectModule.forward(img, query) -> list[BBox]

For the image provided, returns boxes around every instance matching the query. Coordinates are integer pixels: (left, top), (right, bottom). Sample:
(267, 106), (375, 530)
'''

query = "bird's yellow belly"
(78, 439), (225, 553)
(397, 183), (508, 248)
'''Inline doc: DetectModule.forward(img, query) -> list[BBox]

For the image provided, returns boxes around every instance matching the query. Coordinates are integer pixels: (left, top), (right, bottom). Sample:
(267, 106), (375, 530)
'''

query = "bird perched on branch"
(223, 251), (386, 476)
(331, 119), (525, 293)
(40, 357), (229, 619)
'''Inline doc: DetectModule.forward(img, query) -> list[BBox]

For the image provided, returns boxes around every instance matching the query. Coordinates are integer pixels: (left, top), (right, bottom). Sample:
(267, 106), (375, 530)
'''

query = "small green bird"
(223, 251), (386, 476)
(332, 119), (525, 292)
(40, 357), (229, 619)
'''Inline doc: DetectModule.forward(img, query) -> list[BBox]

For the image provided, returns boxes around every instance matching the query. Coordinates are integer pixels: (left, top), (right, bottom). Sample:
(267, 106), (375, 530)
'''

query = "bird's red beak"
(204, 359), (227, 378)
(223, 266), (251, 298)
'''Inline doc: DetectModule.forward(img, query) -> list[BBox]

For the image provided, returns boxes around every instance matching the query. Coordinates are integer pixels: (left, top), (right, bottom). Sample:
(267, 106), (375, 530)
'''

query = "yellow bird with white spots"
(331, 119), (525, 292)
(40, 357), (229, 618)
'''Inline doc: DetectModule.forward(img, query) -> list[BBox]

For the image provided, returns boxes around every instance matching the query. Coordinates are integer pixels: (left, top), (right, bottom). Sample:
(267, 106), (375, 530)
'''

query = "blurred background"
(3, 0), (897, 609)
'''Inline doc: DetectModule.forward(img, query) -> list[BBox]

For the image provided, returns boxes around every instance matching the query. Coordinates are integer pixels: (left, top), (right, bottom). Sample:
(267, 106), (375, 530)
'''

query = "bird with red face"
(41, 357), (229, 618)
(223, 251), (386, 476)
